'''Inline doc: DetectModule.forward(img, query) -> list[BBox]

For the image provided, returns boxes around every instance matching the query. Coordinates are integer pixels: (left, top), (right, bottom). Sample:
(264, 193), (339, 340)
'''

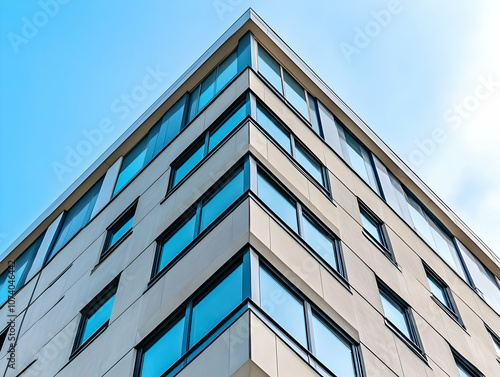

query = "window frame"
(484, 324), (500, 361)
(358, 201), (394, 262)
(254, 165), (346, 282)
(99, 200), (138, 262)
(70, 278), (119, 359)
(377, 279), (425, 359)
(254, 99), (331, 196)
(452, 348), (484, 377)
(423, 263), (464, 327)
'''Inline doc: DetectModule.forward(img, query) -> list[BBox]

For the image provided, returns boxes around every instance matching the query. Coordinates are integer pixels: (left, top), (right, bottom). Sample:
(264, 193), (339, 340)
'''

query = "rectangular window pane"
(108, 215), (134, 250)
(308, 93), (321, 135)
(256, 103), (291, 153)
(302, 215), (337, 271)
(158, 214), (197, 272)
(361, 211), (384, 245)
(294, 143), (323, 185)
(311, 313), (355, 377)
(198, 70), (216, 111)
(199, 168), (245, 231)
(407, 196), (435, 246)
(190, 265), (243, 347)
(429, 222), (466, 279)
(114, 137), (149, 196)
(491, 333), (500, 357)
(427, 273), (449, 308)
(141, 316), (185, 377)
(208, 102), (247, 152)
(259, 267), (308, 347)
(80, 290), (116, 347)
(258, 46), (283, 93)
(457, 364), (473, 377)
(188, 87), (200, 122)
(283, 71), (309, 120)
(380, 290), (411, 339)
(154, 98), (186, 155)
(215, 51), (238, 92)
(172, 143), (205, 187)
(257, 172), (298, 232)
(344, 133), (378, 192)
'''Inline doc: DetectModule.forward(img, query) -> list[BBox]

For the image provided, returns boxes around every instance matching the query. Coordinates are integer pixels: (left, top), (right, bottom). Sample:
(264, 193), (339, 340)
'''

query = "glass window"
(311, 312), (356, 377)
(426, 272), (453, 311)
(102, 204), (136, 258)
(344, 133), (378, 191)
(379, 288), (411, 340)
(114, 137), (149, 196)
(215, 51), (238, 92)
(308, 93), (321, 135)
(257, 46), (283, 92)
(294, 143), (323, 185)
(153, 97), (187, 156)
(407, 196), (435, 246)
(141, 316), (185, 377)
(0, 234), (44, 305)
(49, 179), (103, 261)
(158, 214), (197, 272)
(200, 169), (245, 231)
(172, 143), (205, 187)
(257, 171), (298, 232)
(453, 353), (482, 377)
(190, 265), (243, 346)
(360, 209), (385, 247)
(302, 214), (337, 271)
(489, 332), (500, 358)
(75, 283), (117, 351)
(429, 222), (466, 279)
(198, 70), (216, 111)
(259, 267), (308, 347)
(0, 326), (8, 352)
(256, 103), (291, 153)
(208, 102), (247, 152)
(283, 70), (309, 120)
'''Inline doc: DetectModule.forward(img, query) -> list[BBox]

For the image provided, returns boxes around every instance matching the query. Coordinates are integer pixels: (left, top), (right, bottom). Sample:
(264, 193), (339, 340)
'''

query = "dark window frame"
(0, 324), (9, 352)
(452, 348), (484, 377)
(484, 324), (500, 361)
(70, 278), (119, 359)
(254, 99), (331, 196)
(99, 199), (138, 262)
(377, 279), (426, 360)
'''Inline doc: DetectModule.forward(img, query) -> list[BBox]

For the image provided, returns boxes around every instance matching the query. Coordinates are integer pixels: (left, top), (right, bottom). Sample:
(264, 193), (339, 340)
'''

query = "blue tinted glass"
(80, 293), (116, 346)
(361, 211), (383, 245)
(114, 137), (149, 195)
(294, 144), (323, 185)
(259, 267), (307, 347)
(302, 215), (337, 270)
(208, 103), (247, 152)
(190, 265), (243, 346)
(283, 71), (309, 120)
(188, 87), (200, 122)
(108, 216), (134, 249)
(200, 169), (245, 231)
(142, 316), (185, 377)
(258, 47), (283, 93)
(159, 215), (196, 271)
(427, 274), (450, 308)
(215, 51), (238, 92)
(257, 172), (298, 232)
(198, 71), (216, 111)
(311, 313), (355, 377)
(154, 98), (186, 156)
(173, 144), (205, 187)
(380, 290), (411, 339)
(256, 104), (291, 153)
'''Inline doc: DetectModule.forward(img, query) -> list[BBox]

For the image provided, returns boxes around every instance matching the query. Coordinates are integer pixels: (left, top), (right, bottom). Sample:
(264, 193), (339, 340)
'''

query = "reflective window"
(453, 352), (482, 377)
(158, 214), (197, 272)
(200, 169), (245, 231)
(101, 203), (136, 259)
(489, 331), (500, 358)
(427, 273), (450, 308)
(199, 70), (216, 110)
(73, 282), (118, 353)
(379, 287), (411, 340)
(283, 70), (309, 119)
(259, 266), (307, 347)
(215, 51), (238, 92)
(360, 208), (388, 251)
(344, 133), (378, 193)
(294, 143), (323, 185)
(302, 214), (337, 271)
(171, 99), (249, 190)
(190, 265), (243, 346)
(0, 233), (44, 305)
(141, 317), (185, 377)
(48, 178), (103, 261)
(311, 312), (356, 377)
(257, 171), (298, 232)
(114, 138), (148, 195)
(256, 103), (291, 153)
(257, 46), (283, 92)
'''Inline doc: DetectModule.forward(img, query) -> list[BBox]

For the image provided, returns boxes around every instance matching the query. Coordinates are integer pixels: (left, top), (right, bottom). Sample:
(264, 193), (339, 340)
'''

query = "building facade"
(1, 9), (500, 377)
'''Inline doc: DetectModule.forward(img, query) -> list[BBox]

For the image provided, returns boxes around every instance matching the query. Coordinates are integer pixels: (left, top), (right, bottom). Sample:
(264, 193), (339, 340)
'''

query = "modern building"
(1, 9), (500, 377)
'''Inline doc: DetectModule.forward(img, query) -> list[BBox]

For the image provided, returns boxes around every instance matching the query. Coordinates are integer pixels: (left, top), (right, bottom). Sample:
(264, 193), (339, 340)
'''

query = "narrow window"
(283, 70), (309, 120)
(301, 213), (338, 271)
(100, 202), (137, 260)
(257, 46), (283, 93)
(255, 103), (291, 153)
(359, 204), (393, 260)
(453, 349), (484, 377)
(72, 280), (118, 356)
(0, 325), (9, 352)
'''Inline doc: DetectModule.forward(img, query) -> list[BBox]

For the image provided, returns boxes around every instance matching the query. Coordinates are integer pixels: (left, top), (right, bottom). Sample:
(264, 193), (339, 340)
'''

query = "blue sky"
(1, 0), (499, 256)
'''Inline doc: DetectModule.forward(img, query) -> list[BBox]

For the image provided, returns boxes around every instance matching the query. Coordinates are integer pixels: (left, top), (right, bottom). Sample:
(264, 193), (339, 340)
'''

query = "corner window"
(378, 281), (423, 355)
(100, 202), (137, 261)
(72, 280), (118, 356)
